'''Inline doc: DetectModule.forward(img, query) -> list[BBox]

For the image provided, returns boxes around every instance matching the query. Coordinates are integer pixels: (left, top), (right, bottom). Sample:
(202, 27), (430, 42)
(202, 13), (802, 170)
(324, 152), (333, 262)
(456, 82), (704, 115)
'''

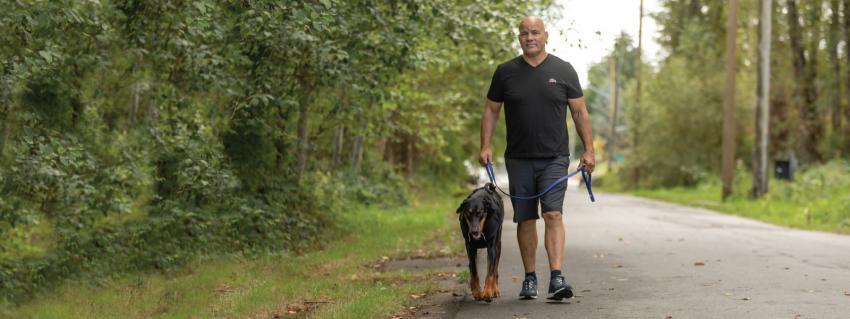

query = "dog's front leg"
(493, 238), (502, 297)
(482, 242), (500, 301)
(467, 245), (482, 300)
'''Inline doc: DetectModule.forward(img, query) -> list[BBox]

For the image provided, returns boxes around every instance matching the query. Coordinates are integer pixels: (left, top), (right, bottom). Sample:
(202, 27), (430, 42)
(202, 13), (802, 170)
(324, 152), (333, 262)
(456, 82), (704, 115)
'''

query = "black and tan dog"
(456, 183), (504, 302)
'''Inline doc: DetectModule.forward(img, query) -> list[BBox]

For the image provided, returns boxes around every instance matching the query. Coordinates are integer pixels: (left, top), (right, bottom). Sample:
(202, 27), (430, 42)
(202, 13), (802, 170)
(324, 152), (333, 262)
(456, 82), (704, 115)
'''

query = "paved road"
(450, 181), (850, 319)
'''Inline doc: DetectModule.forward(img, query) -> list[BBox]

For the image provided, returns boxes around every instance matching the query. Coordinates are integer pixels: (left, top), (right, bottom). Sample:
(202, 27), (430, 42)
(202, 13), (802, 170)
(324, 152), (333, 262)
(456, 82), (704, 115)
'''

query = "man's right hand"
(479, 148), (492, 166)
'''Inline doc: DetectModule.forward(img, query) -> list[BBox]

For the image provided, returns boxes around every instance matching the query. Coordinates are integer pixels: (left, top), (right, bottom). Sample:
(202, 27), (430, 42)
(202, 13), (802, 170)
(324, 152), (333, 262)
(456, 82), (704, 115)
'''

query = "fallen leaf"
(694, 262), (705, 266)
(741, 297), (751, 301)
(615, 265), (623, 268)
(724, 292), (734, 296)
(581, 289), (592, 293)
(844, 291), (850, 296)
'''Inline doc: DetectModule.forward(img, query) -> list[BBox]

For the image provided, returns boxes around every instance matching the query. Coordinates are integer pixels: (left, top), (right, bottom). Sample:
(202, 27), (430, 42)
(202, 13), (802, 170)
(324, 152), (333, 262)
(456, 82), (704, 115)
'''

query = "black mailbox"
(775, 152), (797, 181)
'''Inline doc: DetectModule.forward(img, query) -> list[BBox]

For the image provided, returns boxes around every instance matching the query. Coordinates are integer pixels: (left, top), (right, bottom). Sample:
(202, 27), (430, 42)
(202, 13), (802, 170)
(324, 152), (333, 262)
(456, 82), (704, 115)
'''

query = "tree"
(721, 0), (739, 201)
(752, 0), (772, 198)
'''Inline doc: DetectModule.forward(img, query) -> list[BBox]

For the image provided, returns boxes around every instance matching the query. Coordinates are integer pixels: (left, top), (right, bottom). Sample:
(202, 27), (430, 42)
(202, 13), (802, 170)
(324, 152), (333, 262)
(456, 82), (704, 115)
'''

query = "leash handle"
(485, 160), (595, 202)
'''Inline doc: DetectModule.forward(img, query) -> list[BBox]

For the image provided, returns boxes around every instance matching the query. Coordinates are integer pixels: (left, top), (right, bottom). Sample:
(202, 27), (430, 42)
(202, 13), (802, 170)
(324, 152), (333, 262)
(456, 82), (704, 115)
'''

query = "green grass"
(604, 160), (850, 234)
(2, 193), (465, 319)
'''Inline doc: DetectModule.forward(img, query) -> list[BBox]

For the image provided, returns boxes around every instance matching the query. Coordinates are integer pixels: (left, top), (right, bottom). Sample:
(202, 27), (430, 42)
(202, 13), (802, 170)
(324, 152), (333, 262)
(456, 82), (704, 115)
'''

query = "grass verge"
(2, 192), (465, 319)
(601, 161), (850, 234)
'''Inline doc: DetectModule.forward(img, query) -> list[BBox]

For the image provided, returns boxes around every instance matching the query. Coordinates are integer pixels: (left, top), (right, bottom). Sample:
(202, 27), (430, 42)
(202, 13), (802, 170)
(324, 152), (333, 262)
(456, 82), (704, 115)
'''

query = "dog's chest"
(467, 237), (489, 249)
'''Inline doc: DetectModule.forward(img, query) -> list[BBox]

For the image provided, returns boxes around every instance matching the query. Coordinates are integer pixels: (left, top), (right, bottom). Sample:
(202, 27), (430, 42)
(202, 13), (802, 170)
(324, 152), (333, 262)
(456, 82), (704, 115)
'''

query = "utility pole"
(722, 0), (739, 201)
(752, 0), (772, 198)
(608, 56), (618, 170)
(633, 0), (644, 188)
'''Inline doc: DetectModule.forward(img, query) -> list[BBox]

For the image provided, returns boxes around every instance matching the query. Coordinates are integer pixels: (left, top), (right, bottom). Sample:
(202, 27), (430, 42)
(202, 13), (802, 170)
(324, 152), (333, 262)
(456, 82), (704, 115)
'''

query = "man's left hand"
(580, 151), (595, 173)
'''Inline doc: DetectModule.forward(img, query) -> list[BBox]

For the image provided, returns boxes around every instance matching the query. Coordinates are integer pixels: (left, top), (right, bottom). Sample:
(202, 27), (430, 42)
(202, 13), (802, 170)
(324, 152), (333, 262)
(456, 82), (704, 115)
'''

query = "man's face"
(518, 19), (547, 56)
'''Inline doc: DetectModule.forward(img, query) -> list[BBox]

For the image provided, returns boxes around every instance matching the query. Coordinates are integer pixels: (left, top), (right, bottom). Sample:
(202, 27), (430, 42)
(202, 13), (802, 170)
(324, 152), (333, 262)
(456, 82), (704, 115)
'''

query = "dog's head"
(456, 186), (500, 241)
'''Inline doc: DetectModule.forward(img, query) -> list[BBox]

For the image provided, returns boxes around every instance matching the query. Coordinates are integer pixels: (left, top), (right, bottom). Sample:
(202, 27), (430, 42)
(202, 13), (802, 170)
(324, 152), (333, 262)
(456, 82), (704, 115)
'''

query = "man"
(479, 16), (595, 301)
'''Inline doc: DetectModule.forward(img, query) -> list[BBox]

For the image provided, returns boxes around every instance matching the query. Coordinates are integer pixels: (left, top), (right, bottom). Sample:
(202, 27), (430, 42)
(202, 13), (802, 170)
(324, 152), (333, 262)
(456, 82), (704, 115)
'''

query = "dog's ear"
(456, 201), (467, 215)
(484, 196), (499, 215)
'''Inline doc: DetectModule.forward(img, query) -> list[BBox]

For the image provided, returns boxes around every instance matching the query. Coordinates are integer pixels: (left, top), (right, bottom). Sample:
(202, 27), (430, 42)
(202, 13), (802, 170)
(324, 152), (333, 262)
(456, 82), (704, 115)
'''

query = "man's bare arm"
(567, 97), (596, 173)
(479, 98), (503, 166)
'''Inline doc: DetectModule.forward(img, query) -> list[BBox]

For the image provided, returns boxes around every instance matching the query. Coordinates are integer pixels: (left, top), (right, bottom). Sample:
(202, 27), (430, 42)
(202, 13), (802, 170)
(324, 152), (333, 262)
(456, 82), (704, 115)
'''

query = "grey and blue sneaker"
(547, 275), (573, 300)
(519, 276), (538, 300)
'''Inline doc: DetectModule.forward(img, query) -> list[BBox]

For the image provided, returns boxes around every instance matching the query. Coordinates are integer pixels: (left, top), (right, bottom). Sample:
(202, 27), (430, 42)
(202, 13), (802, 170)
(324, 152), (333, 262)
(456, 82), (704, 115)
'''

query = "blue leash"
(485, 160), (595, 202)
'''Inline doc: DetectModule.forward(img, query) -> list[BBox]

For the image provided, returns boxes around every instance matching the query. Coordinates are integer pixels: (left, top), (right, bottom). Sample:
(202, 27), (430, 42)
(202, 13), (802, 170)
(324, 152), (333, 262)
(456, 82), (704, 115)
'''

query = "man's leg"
(506, 157), (542, 299)
(517, 219), (537, 273)
(538, 155), (573, 299)
(541, 211), (564, 271)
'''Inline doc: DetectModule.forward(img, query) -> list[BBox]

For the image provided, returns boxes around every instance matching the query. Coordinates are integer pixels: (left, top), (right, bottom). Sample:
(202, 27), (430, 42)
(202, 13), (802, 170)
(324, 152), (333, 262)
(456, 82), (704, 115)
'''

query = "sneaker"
(519, 276), (538, 300)
(547, 275), (573, 300)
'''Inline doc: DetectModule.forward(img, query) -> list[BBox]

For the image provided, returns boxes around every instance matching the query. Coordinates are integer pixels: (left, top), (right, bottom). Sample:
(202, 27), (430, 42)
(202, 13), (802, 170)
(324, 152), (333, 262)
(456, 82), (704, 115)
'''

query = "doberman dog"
(456, 183), (503, 302)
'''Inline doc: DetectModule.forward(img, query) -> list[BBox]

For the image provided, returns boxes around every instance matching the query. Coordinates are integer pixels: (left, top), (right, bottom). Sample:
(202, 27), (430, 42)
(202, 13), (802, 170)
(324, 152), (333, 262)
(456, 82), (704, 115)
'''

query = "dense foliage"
(588, 0), (850, 188)
(0, 0), (551, 302)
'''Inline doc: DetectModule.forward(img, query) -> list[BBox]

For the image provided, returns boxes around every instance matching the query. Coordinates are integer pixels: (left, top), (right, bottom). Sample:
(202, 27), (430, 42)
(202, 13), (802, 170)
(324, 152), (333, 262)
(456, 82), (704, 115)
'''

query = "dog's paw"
(481, 287), (496, 301)
(494, 286), (501, 298)
(472, 290), (484, 301)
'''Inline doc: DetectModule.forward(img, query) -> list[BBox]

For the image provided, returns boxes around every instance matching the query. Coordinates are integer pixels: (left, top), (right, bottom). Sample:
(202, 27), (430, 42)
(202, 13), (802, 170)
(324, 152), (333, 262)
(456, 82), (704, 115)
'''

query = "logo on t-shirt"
(548, 78), (557, 84)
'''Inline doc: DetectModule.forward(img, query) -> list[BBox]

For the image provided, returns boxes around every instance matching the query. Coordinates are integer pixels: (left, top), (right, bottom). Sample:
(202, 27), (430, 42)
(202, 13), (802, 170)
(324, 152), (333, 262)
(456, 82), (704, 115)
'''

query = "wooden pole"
(722, 0), (739, 201)
(633, 0), (644, 188)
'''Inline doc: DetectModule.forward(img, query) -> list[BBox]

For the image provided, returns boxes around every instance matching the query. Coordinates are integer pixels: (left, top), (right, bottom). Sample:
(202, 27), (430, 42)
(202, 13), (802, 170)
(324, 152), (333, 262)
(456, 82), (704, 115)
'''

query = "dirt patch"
(380, 256), (467, 319)
(265, 297), (334, 318)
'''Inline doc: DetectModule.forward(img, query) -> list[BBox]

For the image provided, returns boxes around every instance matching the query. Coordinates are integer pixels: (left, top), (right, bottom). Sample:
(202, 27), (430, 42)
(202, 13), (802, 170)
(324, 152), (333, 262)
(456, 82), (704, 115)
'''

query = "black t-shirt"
(487, 54), (583, 159)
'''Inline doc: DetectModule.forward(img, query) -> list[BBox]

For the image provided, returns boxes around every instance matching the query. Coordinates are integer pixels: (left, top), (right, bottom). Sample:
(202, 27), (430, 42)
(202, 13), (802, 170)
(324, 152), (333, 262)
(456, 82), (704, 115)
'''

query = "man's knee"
(518, 219), (536, 231)
(541, 211), (562, 222)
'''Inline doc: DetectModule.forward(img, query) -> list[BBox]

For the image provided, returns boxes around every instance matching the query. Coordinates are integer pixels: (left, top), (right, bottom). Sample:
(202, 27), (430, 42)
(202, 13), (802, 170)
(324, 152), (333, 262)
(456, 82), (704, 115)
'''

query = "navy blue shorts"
(505, 155), (569, 223)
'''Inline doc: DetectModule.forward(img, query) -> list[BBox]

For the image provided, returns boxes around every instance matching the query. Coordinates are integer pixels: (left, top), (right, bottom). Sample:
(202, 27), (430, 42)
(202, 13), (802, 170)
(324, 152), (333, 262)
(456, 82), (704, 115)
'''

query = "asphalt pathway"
(451, 179), (850, 319)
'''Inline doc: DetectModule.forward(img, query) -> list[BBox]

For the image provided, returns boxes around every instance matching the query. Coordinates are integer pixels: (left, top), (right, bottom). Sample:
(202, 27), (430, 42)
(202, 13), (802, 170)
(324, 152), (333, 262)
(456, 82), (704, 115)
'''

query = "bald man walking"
(479, 16), (596, 301)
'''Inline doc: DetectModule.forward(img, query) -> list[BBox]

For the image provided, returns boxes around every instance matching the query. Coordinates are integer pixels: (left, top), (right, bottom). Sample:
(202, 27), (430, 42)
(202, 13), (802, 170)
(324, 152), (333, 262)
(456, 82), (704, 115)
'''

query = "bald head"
(518, 16), (546, 31)
(517, 16), (548, 57)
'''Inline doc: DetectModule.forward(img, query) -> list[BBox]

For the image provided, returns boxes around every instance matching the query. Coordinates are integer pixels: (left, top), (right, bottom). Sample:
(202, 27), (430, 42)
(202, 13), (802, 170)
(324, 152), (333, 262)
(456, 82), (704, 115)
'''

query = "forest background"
(1, 0), (849, 308)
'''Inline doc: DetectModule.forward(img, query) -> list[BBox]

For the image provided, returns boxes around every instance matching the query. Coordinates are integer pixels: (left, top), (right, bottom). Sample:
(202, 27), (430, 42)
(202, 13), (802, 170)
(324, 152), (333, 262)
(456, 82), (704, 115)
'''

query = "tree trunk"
(128, 82), (140, 130)
(295, 59), (318, 182)
(607, 57), (618, 170)
(787, 0), (822, 162)
(752, 0), (772, 198)
(0, 74), (8, 154)
(350, 135), (364, 174)
(721, 0), (738, 201)
(828, 0), (843, 131)
(406, 134), (415, 176)
(333, 126), (345, 167)
(296, 91), (310, 182)
(845, 0), (850, 153)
